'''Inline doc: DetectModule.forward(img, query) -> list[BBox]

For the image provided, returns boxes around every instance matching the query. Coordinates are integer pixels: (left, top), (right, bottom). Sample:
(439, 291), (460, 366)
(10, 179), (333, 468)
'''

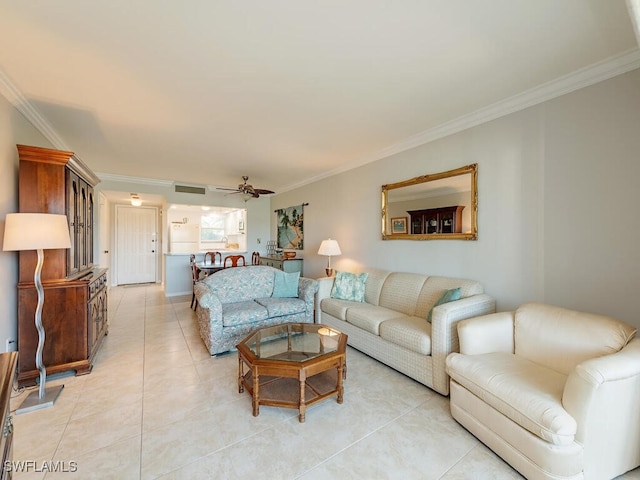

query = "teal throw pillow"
(427, 287), (462, 322)
(272, 271), (300, 298)
(330, 271), (368, 302)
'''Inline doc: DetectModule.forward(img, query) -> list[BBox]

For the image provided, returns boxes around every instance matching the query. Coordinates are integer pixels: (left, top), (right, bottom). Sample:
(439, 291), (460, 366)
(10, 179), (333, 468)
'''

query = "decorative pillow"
(272, 271), (300, 298)
(427, 287), (462, 322)
(330, 271), (368, 302)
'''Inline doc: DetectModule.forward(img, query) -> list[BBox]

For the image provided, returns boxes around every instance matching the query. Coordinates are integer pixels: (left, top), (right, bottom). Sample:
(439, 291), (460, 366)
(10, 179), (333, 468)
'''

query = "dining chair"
(223, 255), (246, 268)
(251, 252), (260, 265)
(191, 262), (201, 310)
(204, 251), (222, 265)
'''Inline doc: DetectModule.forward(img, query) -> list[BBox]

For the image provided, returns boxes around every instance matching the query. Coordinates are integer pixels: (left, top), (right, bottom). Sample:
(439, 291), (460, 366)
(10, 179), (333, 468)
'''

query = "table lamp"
(3, 213), (71, 413)
(317, 238), (341, 277)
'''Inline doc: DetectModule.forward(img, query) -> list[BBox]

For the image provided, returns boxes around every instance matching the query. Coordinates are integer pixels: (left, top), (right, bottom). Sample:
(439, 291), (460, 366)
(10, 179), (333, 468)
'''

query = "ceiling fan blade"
(217, 177), (274, 198)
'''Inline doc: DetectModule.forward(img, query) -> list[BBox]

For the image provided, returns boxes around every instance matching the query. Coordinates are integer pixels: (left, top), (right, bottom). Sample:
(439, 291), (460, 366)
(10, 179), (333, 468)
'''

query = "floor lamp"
(3, 213), (71, 414)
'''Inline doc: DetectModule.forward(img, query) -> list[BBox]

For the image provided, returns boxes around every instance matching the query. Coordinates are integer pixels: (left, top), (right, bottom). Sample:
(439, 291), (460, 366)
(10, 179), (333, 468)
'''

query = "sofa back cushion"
(362, 268), (392, 305)
(202, 265), (276, 303)
(378, 272), (428, 316)
(515, 302), (637, 375)
(415, 276), (484, 319)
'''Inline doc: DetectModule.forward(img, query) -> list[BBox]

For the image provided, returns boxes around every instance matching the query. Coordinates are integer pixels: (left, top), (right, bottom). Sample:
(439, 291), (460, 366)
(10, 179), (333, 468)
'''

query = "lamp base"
(16, 384), (64, 415)
(325, 268), (334, 277)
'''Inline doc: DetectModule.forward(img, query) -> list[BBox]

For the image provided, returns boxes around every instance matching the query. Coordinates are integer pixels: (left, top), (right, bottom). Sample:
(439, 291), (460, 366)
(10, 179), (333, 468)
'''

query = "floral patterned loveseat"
(194, 265), (318, 355)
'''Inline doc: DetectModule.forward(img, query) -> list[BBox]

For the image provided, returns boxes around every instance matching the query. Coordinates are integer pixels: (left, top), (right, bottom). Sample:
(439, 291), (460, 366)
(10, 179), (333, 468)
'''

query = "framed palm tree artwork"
(275, 204), (304, 250)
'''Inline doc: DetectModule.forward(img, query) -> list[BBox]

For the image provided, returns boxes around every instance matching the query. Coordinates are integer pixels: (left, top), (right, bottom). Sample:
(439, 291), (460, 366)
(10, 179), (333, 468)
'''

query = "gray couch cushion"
(255, 297), (306, 318)
(222, 301), (269, 327)
(379, 316), (432, 355)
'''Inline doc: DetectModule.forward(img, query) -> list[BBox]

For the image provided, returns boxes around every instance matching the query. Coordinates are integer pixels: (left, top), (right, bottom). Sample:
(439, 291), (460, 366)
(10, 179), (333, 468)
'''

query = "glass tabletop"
(240, 323), (344, 362)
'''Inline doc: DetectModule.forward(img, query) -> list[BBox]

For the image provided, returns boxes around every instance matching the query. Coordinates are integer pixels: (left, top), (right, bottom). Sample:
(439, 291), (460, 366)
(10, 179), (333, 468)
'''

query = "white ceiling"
(1, 1), (639, 195)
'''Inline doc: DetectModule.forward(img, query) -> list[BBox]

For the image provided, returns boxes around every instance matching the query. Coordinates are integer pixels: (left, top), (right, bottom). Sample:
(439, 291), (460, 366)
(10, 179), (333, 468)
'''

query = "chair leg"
(191, 292), (196, 310)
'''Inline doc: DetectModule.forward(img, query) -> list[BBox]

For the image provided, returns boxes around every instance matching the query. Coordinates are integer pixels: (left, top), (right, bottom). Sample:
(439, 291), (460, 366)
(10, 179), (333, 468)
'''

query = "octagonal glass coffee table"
(236, 323), (347, 422)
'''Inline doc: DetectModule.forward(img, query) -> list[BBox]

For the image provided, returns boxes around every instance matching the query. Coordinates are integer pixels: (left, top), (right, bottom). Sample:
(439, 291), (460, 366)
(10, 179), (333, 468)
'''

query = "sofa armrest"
(457, 311), (515, 355)
(315, 277), (335, 322)
(194, 282), (223, 323)
(562, 337), (640, 472)
(430, 293), (496, 394)
(298, 277), (319, 308)
(316, 277), (334, 301)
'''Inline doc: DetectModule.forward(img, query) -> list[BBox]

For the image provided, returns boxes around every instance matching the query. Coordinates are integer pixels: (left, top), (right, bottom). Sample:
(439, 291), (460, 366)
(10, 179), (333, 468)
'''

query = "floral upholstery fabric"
(222, 301), (269, 327)
(194, 265), (319, 355)
(331, 271), (368, 302)
(254, 297), (306, 318)
(201, 266), (275, 303)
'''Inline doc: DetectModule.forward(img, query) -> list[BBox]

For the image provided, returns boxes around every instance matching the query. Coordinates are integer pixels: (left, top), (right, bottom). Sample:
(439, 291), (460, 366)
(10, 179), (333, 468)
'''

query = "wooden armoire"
(16, 145), (108, 387)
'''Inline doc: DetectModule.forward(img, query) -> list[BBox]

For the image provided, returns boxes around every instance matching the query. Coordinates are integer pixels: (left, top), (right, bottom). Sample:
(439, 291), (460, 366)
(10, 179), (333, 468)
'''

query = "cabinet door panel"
(78, 179), (88, 272)
(66, 169), (80, 277)
(87, 186), (95, 268)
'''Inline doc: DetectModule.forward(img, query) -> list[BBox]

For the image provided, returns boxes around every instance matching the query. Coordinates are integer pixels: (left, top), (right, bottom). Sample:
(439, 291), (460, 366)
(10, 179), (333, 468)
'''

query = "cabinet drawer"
(260, 256), (303, 275)
(88, 273), (106, 300)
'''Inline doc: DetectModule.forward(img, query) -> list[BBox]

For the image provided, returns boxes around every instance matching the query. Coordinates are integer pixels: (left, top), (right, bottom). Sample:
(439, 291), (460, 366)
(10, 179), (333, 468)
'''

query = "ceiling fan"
(216, 176), (275, 199)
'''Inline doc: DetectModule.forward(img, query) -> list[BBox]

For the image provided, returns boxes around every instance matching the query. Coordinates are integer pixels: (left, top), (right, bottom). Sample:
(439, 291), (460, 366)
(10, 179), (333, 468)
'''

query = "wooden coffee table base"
(238, 356), (345, 422)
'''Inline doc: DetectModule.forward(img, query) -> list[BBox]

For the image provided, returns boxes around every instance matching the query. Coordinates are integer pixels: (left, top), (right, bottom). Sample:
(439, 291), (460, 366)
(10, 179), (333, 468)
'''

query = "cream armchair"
(445, 303), (640, 480)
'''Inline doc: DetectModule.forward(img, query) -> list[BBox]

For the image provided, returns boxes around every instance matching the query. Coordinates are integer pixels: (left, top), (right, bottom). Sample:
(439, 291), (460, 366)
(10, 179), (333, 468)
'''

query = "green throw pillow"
(272, 271), (300, 298)
(330, 271), (368, 302)
(427, 287), (462, 322)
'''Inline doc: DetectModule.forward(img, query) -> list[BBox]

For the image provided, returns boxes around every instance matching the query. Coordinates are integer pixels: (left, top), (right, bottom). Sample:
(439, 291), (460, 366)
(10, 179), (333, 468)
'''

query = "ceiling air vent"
(175, 184), (206, 195)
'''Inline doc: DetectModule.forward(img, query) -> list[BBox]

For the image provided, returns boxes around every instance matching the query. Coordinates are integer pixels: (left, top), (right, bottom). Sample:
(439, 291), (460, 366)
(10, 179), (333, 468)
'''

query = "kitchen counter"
(163, 251), (248, 297)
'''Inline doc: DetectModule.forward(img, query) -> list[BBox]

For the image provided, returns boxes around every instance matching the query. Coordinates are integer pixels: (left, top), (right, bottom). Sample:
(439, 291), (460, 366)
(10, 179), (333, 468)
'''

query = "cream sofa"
(446, 303), (640, 480)
(316, 269), (495, 395)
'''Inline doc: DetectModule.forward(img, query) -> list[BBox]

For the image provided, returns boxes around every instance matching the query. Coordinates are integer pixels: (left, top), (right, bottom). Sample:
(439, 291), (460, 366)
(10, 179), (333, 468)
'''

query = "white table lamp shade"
(3, 213), (71, 252)
(317, 239), (341, 256)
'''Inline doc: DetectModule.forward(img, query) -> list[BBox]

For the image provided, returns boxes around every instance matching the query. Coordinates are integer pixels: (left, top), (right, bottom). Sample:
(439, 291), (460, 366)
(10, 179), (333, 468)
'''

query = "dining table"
(195, 261), (224, 275)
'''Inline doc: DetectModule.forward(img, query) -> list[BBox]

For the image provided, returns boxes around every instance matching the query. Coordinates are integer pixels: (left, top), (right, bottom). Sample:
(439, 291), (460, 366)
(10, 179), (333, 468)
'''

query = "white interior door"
(115, 205), (158, 285)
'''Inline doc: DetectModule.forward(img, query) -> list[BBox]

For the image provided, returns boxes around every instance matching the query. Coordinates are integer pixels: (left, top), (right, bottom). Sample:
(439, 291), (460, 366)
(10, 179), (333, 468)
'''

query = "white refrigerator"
(169, 223), (200, 253)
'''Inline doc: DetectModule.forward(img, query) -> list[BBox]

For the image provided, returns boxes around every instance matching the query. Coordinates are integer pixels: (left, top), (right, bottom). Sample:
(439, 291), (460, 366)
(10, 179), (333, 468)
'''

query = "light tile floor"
(9, 284), (640, 479)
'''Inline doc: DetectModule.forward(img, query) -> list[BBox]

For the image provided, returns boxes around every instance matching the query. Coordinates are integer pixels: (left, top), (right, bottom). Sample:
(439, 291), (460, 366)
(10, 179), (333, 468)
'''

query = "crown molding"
(280, 47), (640, 194)
(0, 67), (71, 151)
(96, 172), (174, 187)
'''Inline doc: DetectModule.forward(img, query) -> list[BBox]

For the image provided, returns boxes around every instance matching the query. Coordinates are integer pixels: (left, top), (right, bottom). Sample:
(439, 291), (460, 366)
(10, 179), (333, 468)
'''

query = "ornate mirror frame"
(381, 163), (478, 241)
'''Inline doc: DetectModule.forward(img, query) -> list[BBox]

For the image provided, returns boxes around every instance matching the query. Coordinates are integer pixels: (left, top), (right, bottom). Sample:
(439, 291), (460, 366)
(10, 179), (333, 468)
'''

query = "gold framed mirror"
(382, 163), (477, 240)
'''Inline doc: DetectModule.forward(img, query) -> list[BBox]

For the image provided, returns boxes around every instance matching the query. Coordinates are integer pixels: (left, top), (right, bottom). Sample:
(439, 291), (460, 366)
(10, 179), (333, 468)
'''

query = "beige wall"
(272, 69), (640, 326)
(0, 96), (54, 351)
(2, 68), (638, 346)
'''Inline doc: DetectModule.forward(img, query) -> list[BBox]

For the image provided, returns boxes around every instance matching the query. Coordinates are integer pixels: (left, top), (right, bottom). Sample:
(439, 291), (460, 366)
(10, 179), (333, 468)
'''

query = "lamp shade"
(318, 238), (341, 256)
(3, 213), (71, 252)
